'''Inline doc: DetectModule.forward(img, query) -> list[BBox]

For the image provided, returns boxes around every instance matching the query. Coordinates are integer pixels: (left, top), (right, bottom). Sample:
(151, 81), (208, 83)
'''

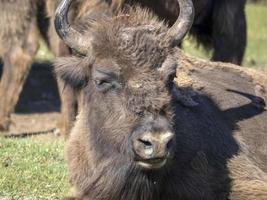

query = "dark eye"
(94, 79), (114, 92)
(93, 68), (122, 92)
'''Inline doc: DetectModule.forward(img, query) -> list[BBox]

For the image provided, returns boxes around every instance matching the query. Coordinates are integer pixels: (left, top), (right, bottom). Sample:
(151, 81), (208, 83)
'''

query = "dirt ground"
(1, 61), (62, 136)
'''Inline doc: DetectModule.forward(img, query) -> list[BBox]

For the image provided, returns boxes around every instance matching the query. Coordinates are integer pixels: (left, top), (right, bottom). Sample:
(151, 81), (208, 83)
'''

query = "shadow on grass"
(0, 60), (60, 114)
(15, 61), (61, 114)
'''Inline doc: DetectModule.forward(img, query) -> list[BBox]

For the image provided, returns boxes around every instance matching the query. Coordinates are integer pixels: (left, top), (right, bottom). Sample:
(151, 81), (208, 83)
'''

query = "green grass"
(245, 3), (267, 68)
(35, 40), (54, 61)
(183, 3), (267, 68)
(0, 137), (69, 199)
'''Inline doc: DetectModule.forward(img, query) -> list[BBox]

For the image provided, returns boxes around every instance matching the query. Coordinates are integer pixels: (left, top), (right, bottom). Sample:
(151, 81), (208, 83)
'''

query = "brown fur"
(109, 0), (247, 65)
(54, 4), (267, 199)
(0, 0), (40, 130)
(44, 0), (121, 137)
(228, 154), (267, 200)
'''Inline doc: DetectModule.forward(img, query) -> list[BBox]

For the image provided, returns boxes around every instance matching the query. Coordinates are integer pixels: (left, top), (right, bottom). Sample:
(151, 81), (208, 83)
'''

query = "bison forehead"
(118, 29), (167, 67)
(93, 29), (167, 69)
(126, 77), (171, 114)
(127, 69), (165, 90)
(91, 10), (170, 69)
(126, 91), (171, 116)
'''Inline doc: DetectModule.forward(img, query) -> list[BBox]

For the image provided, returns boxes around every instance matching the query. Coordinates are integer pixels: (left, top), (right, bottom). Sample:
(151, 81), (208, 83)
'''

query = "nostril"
(135, 138), (154, 157)
(138, 139), (153, 148)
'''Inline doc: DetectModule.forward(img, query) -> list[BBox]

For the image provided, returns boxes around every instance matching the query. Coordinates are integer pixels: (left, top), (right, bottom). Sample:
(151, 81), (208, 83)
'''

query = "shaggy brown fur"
(0, 0), (76, 135)
(54, 3), (267, 199)
(45, 0), (121, 137)
(0, 0), (41, 131)
(0, 0), (79, 135)
(109, 0), (247, 65)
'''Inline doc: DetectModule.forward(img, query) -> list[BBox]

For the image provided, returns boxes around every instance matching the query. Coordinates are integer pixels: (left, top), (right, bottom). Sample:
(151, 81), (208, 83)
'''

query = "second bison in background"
(0, 0), (48, 131)
(109, 0), (247, 65)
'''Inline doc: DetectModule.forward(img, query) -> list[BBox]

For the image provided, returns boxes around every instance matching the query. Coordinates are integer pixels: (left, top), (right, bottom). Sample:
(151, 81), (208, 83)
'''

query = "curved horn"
(55, 0), (88, 55)
(167, 0), (194, 47)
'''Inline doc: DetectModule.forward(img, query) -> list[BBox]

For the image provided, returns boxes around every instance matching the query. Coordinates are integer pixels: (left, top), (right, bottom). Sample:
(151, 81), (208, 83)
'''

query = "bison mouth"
(136, 158), (167, 169)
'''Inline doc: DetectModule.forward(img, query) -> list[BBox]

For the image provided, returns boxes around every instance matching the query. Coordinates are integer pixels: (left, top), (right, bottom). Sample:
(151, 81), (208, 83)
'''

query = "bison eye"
(94, 79), (114, 92)
(93, 77), (122, 92)
(93, 69), (121, 92)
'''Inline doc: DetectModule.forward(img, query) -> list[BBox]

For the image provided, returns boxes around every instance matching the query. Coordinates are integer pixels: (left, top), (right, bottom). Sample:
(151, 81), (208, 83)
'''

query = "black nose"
(133, 131), (174, 161)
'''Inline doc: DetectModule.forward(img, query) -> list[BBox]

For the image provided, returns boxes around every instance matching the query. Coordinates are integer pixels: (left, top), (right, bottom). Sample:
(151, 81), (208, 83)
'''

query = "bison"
(0, 0), (83, 135)
(50, 0), (247, 138)
(54, 0), (267, 199)
(0, 0), (45, 131)
(47, 0), (248, 137)
(0, 0), (247, 137)
(107, 0), (247, 65)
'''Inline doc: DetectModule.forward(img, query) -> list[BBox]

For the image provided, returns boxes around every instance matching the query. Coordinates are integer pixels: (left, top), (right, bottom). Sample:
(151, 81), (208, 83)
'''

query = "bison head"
(55, 0), (194, 170)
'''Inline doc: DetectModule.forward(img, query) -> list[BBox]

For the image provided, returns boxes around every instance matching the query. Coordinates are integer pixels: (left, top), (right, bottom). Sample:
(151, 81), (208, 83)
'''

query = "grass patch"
(245, 3), (267, 68)
(0, 137), (69, 199)
(35, 40), (54, 61)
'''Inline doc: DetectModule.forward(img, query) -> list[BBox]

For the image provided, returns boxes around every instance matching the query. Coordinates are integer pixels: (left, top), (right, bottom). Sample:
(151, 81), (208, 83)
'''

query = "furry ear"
(54, 56), (90, 89)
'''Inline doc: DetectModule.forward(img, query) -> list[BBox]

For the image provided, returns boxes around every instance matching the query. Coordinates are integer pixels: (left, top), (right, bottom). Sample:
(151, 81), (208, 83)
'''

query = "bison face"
(83, 51), (177, 170)
(55, 0), (194, 170)
(56, 39), (179, 170)
(88, 55), (178, 170)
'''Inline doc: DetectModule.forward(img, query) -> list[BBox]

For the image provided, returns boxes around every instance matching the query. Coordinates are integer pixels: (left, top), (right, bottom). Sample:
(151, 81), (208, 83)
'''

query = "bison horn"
(55, 0), (88, 55)
(167, 0), (194, 47)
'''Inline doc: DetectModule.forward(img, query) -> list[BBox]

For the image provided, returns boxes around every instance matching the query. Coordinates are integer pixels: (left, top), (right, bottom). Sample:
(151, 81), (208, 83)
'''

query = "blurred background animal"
(0, 0), (116, 137)
(0, 0), (47, 131)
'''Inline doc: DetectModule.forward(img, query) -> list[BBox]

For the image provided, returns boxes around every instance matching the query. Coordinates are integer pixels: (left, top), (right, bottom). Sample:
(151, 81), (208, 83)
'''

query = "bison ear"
(54, 56), (90, 89)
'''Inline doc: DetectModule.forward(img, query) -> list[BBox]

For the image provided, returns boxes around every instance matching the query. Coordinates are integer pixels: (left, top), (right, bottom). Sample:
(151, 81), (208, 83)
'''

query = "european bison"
(0, 0), (81, 135)
(0, 0), (45, 131)
(108, 0), (247, 65)
(0, 0), (247, 137)
(51, 0), (247, 137)
(54, 0), (267, 199)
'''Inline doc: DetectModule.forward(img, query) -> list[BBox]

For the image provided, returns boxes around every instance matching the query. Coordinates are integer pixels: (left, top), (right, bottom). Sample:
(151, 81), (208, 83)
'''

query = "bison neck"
(69, 109), (233, 200)
(78, 156), (228, 200)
